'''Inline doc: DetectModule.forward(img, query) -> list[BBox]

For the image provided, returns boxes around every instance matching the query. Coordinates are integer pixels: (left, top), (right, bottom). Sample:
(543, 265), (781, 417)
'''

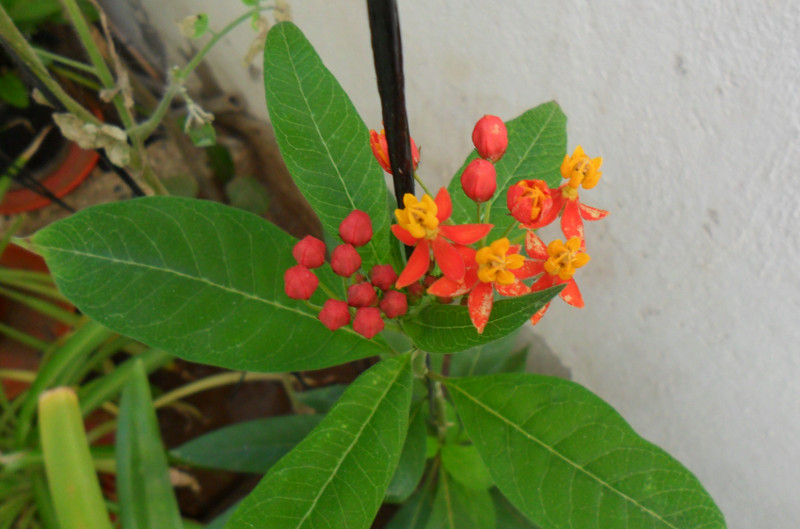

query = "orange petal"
(561, 199), (585, 249)
(513, 260), (543, 279)
(434, 187), (452, 222)
(432, 237), (465, 282)
(579, 203), (609, 221)
(530, 302), (551, 325)
(525, 231), (548, 260)
(428, 276), (468, 297)
(396, 239), (430, 288)
(560, 278), (584, 308)
(440, 223), (493, 245)
(468, 282), (494, 334)
(496, 280), (529, 297)
(530, 273), (557, 292)
(391, 224), (418, 246)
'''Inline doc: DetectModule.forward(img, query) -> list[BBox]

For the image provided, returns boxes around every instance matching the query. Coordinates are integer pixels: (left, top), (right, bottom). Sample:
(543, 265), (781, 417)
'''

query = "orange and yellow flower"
(392, 188), (492, 288)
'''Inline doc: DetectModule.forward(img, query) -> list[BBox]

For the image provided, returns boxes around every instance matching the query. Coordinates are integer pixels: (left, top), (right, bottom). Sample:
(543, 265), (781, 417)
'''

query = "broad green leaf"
(294, 384), (347, 413)
(171, 414), (323, 473)
(386, 478), (436, 529)
(0, 71), (29, 108)
(207, 503), (240, 529)
(403, 287), (563, 353)
(448, 329), (525, 378)
(447, 102), (567, 241)
(117, 360), (182, 529)
(446, 374), (727, 529)
(264, 21), (391, 269)
(425, 471), (495, 529)
(386, 403), (427, 503)
(441, 444), (492, 490)
(491, 489), (541, 529)
(225, 355), (413, 529)
(31, 197), (387, 372)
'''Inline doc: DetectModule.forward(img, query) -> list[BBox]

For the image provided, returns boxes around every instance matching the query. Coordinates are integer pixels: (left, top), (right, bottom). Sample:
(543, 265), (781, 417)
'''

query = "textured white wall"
(139, 1), (800, 526)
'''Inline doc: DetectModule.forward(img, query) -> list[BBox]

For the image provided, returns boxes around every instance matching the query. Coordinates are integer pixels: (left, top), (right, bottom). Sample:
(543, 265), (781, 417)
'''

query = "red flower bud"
(352, 307), (384, 339)
(407, 282), (425, 297)
(472, 115), (508, 162)
(331, 244), (361, 277)
(507, 179), (555, 228)
(339, 210), (373, 247)
(347, 282), (378, 307)
(379, 290), (408, 319)
(460, 159), (497, 203)
(370, 264), (398, 291)
(369, 129), (420, 174)
(318, 299), (351, 331)
(292, 235), (326, 268)
(283, 265), (318, 300)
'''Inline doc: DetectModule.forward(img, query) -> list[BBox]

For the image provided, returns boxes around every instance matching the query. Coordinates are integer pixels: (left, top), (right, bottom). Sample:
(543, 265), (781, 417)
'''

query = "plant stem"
(59, 0), (134, 130)
(152, 371), (289, 409)
(130, 8), (265, 141)
(413, 171), (432, 197)
(33, 47), (97, 75)
(0, 285), (80, 326)
(15, 320), (114, 447)
(31, 473), (60, 529)
(0, 4), (99, 124)
(0, 276), (68, 303)
(0, 323), (50, 351)
(0, 369), (36, 383)
(476, 202), (482, 223)
(424, 353), (449, 441)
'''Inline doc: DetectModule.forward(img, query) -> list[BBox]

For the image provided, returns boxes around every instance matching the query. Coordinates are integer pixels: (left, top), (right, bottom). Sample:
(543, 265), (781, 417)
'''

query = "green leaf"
(386, 479), (436, 529)
(263, 21), (391, 269)
(207, 503), (240, 529)
(448, 329), (525, 378)
(38, 388), (114, 529)
(294, 384), (347, 413)
(441, 444), (492, 490)
(447, 102), (567, 241)
(491, 489), (541, 529)
(225, 355), (414, 529)
(0, 71), (29, 108)
(117, 360), (183, 529)
(192, 13), (209, 38)
(425, 471), (495, 529)
(403, 287), (563, 353)
(225, 176), (271, 215)
(171, 414), (323, 473)
(446, 373), (727, 529)
(386, 403), (427, 503)
(186, 121), (216, 147)
(31, 196), (387, 372)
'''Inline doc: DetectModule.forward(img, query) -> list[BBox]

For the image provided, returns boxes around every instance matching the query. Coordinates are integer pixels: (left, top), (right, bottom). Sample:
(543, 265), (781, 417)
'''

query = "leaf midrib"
(36, 244), (367, 341)
(276, 24), (382, 265)
(447, 382), (683, 529)
(293, 356), (409, 529)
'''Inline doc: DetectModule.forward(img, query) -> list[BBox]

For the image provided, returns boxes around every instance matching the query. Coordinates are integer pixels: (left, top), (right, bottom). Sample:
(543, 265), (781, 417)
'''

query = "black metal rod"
(367, 0), (414, 208)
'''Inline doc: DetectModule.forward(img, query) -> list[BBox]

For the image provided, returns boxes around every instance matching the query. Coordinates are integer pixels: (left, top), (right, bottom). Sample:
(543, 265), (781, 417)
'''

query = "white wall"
(139, 1), (800, 526)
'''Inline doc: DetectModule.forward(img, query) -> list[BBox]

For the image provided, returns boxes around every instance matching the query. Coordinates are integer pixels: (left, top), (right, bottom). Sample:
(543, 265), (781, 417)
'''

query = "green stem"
(0, 322), (50, 351)
(33, 47), (98, 74)
(15, 320), (114, 447)
(476, 202), (482, 224)
(0, 4), (99, 124)
(0, 269), (54, 284)
(498, 220), (516, 241)
(49, 64), (102, 92)
(0, 216), (25, 256)
(0, 369), (36, 383)
(0, 276), (67, 303)
(131, 8), (265, 141)
(85, 419), (116, 444)
(0, 285), (79, 326)
(78, 348), (172, 416)
(152, 371), (288, 409)
(59, 0), (134, 129)
(413, 171), (433, 197)
(67, 335), (131, 384)
(424, 354), (449, 441)
(31, 473), (60, 529)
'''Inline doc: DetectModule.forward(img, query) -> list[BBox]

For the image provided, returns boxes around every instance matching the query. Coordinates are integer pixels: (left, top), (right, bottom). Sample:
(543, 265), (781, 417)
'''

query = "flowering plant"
(20, 20), (725, 529)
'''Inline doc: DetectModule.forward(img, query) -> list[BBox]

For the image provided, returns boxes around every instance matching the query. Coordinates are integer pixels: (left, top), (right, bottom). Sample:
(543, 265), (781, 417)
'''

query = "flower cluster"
(283, 210), (407, 339)
(286, 116), (607, 340)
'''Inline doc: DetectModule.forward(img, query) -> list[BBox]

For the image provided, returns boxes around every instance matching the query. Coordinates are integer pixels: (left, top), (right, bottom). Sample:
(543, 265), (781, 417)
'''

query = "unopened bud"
(347, 282), (378, 307)
(460, 159), (497, 203)
(379, 291), (407, 319)
(318, 299), (350, 331)
(339, 210), (373, 247)
(369, 129), (421, 174)
(370, 264), (398, 291)
(472, 115), (508, 162)
(352, 307), (384, 339)
(292, 235), (326, 268)
(283, 265), (318, 300)
(331, 244), (362, 277)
